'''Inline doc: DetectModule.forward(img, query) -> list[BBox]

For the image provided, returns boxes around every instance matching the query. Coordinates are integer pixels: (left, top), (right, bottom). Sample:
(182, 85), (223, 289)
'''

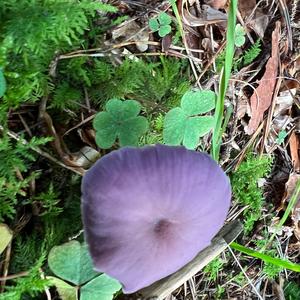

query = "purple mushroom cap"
(81, 145), (231, 293)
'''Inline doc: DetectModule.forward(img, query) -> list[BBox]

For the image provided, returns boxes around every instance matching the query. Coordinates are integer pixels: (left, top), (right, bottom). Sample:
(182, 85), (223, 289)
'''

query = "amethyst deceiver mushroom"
(81, 145), (231, 293)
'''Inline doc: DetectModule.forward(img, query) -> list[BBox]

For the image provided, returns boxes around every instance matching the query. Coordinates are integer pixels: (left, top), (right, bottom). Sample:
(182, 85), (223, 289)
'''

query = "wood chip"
(289, 131), (300, 172)
(246, 22), (281, 135)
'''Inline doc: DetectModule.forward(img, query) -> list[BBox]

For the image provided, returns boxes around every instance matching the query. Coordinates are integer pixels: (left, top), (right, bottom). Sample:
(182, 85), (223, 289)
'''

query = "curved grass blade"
(230, 242), (300, 272)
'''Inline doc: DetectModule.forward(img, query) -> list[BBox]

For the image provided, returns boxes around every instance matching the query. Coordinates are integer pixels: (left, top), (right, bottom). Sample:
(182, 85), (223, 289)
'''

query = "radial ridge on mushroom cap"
(81, 144), (231, 293)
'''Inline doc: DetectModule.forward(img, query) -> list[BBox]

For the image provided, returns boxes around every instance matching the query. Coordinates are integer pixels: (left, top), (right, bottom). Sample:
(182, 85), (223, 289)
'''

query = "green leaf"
(80, 274), (121, 300)
(48, 241), (98, 286)
(0, 69), (6, 98)
(48, 276), (78, 300)
(119, 116), (148, 146)
(235, 36), (246, 47)
(235, 24), (246, 47)
(158, 12), (172, 25)
(0, 224), (13, 255)
(149, 18), (160, 32)
(163, 90), (215, 149)
(93, 112), (117, 149)
(276, 130), (288, 145)
(230, 242), (300, 273)
(183, 116), (214, 149)
(163, 107), (186, 145)
(158, 25), (172, 37)
(181, 90), (216, 115)
(106, 99), (141, 120)
(93, 99), (148, 149)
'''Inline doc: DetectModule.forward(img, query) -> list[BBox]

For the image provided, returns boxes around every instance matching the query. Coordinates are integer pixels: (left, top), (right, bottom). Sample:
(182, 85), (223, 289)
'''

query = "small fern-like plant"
(0, 134), (51, 221)
(231, 153), (273, 233)
(242, 39), (261, 66)
(0, 0), (116, 112)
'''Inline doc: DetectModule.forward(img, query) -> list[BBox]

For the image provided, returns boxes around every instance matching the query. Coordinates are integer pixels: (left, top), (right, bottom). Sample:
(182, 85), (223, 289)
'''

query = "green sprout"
(149, 12), (172, 37)
(276, 130), (288, 145)
(234, 24), (246, 47)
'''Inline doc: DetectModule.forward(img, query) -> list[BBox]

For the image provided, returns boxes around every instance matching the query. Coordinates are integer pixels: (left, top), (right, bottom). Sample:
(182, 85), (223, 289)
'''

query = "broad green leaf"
(149, 18), (160, 32)
(158, 12), (172, 25)
(93, 112), (117, 149)
(183, 116), (214, 149)
(163, 107), (186, 145)
(158, 25), (171, 37)
(119, 116), (148, 146)
(80, 274), (121, 300)
(0, 224), (13, 255)
(48, 276), (78, 300)
(106, 99), (141, 120)
(48, 241), (98, 286)
(181, 90), (215, 116)
(93, 99), (148, 149)
(0, 69), (6, 98)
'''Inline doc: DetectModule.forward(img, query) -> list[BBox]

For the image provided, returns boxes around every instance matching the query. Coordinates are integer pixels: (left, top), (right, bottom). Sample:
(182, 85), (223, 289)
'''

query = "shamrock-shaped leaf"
(48, 241), (98, 285)
(163, 90), (215, 149)
(93, 99), (148, 149)
(158, 12), (172, 25)
(235, 24), (246, 47)
(81, 274), (122, 300)
(149, 18), (160, 32)
(0, 224), (13, 255)
(0, 69), (7, 98)
(48, 276), (78, 300)
(159, 25), (172, 38)
(149, 12), (172, 37)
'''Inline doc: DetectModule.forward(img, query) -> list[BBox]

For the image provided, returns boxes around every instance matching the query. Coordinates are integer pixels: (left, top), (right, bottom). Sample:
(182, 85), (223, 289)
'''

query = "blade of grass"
(212, 0), (237, 161)
(230, 242), (300, 272)
(170, 0), (184, 37)
(262, 179), (300, 251)
(170, 0), (200, 88)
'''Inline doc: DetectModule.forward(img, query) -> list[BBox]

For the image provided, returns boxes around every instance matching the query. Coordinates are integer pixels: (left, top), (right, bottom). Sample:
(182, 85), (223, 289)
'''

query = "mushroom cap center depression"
(153, 218), (172, 237)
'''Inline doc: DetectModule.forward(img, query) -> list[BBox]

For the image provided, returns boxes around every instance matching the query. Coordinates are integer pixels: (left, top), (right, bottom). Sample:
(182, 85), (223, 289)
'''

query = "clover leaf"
(93, 99), (148, 149)
(48, 241), (121, 300)
(149, 12), (172, 37)
(235, 24), (246, 47)
(81, 274), (122, 300)
(163, 90), (216, 149)
(48, 241), (98, 285)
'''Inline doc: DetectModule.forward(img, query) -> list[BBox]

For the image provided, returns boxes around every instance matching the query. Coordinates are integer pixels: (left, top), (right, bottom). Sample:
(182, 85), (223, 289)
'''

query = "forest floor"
(0, 0), (300, 299)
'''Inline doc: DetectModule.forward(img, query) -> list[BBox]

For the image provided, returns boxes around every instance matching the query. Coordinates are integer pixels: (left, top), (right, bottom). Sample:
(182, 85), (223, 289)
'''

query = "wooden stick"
(137, 220), (243, 300)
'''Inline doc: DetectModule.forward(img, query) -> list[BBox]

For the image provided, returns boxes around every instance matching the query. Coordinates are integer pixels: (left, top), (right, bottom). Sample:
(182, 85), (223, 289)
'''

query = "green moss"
(231, 153), (273, 233)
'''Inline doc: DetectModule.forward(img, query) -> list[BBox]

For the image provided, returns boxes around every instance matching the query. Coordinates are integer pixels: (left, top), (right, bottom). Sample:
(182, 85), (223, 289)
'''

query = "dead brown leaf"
(238, 0), (256, 18)
(289, 131), (300, 172)
(182, 2), (227, 27)
(248, 10), (269, 39)
(246, 22), (281, 135)
(274, 88), (296, 116)
(204, 0), (227, 10)
(280, 173), (300, 241)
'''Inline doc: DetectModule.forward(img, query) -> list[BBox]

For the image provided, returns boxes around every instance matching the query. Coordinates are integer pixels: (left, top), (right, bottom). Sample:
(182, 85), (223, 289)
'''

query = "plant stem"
(212, 0), (237, 161)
